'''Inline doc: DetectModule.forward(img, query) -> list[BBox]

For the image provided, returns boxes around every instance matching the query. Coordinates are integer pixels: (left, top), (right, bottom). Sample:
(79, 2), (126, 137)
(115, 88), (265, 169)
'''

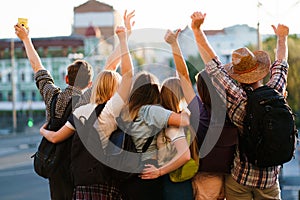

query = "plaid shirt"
(206, 57), (289, 189)
(35, 69), (82, 121)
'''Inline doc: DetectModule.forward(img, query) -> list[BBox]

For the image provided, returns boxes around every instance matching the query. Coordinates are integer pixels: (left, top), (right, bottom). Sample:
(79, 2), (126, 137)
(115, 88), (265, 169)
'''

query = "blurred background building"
(0, 0), (258, 132)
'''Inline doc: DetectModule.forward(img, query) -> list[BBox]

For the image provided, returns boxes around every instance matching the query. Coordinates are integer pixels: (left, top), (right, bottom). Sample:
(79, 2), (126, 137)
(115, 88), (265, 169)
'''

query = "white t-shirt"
(157, 127), (186, 166)
(66, 92), (125, 148)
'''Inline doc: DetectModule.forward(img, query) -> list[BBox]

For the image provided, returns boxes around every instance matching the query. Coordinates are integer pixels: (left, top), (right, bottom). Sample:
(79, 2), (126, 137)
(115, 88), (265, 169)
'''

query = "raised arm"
(115, 26), (134, 102)
(190, 12), (217, 64)
(272, 24), (289, 61)
(164, 29), (196, 104)
(14, 25), (45, 73)
(105, 10), (135, 71)
(268, 24), (289, 94)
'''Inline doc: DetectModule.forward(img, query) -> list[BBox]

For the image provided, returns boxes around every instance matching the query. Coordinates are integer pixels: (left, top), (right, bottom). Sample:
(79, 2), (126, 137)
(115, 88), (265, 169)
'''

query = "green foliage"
(186, 55), (205, 85)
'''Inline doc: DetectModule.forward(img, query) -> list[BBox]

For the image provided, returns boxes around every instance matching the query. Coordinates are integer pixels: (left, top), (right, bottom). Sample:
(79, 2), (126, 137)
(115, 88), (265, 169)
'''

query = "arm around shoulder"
(168, 109), (190, 127)
(40, 123), (75, 143)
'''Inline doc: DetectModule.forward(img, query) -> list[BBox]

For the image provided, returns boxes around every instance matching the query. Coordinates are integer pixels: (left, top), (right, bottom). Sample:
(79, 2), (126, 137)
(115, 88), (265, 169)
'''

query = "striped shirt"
(205, 57), (288, 189)
(34, 69), (83, 121)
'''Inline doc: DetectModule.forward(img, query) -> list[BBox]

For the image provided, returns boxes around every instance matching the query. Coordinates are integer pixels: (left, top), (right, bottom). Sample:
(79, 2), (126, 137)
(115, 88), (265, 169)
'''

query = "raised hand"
(14, 24), (30, 41)
(124, 10), (135, 36)
(164, 29), (181, 45)
(115, 26), (127, 41)
(190, 11), (206, 30)
(271, 24), (289, 37)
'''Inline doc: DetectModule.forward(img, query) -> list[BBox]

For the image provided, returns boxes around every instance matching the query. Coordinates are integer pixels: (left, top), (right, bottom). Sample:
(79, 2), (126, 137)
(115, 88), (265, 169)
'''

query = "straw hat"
(224, 47), (271, 84)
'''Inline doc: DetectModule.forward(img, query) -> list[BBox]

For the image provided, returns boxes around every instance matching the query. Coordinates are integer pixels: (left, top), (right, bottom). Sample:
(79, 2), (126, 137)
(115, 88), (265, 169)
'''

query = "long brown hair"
(128, 71), (161, 120)
(160, 77), (184, 113)
(161, 77), (199, 162)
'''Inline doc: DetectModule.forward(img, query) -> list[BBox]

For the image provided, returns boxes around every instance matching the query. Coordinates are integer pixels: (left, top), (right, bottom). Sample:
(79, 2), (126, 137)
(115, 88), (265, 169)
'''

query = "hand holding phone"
(18, 18), (28, 29)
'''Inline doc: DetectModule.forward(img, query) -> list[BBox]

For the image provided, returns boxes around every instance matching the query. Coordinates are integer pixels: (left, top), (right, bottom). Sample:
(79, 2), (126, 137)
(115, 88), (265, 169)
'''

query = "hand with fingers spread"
(190, 11), (206, 31)
(104, 9), (135, 71)
(124, 9), (135, 36)
(164, 29), (181, 45)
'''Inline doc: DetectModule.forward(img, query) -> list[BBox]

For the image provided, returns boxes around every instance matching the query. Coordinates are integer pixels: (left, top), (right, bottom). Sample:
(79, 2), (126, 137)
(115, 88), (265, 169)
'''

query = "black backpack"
(32, 93), (79, 178)
(239, 85), (298, 167)
(69, 103), (154, 186)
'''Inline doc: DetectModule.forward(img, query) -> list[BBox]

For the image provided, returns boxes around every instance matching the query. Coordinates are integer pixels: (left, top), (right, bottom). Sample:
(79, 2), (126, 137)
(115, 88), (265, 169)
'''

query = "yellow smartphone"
(18, 18), (28, 29)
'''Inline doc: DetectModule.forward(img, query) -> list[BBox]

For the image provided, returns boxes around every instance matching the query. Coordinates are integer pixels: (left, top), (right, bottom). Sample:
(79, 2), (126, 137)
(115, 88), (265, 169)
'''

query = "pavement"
(0, 127), (300, 199)
(0, 126), (42, 170)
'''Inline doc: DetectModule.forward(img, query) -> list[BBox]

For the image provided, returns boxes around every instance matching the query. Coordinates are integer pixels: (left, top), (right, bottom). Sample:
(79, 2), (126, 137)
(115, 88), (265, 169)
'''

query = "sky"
(0, 0), (300, 39)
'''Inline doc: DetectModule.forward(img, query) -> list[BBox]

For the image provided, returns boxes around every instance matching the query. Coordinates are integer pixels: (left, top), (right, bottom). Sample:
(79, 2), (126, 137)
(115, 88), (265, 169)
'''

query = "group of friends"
(14, 8), (289, 200)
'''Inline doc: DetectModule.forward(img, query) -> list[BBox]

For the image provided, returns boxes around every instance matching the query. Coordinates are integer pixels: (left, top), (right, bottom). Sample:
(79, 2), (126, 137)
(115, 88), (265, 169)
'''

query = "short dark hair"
(67, 60), (93, 89)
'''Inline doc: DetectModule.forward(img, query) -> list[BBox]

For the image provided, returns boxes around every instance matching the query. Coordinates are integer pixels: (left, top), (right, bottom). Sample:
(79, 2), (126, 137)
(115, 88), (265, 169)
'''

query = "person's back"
(164, 28), (239, 200)
(189, 11), (290, 199)
(117, 72), (190, 200)
(35, 60), (92, 200)
(158, 77), (196, 200)
(194, 70), (238, 174)
(14, 24), (93, 200)
(188, 70), (238, 200)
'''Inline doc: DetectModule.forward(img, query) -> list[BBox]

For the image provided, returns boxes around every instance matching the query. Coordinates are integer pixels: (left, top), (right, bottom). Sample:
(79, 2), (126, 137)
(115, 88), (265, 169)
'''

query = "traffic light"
(27, 117), (34, 128)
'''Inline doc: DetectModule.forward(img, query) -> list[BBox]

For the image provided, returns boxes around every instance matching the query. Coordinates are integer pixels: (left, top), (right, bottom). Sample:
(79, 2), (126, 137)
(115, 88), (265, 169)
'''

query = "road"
(0, 164), (49, 200)
(0, 138), (50, 200)
(0, 132), (299, 200)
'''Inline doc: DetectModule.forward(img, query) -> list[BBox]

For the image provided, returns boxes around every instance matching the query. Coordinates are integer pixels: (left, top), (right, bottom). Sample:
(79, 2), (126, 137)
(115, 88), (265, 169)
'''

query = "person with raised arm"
(190, 11), (289, 200)
(14, 22), (93, 200)
(164, 28), (238, 200)
(40, 25), (134, 199)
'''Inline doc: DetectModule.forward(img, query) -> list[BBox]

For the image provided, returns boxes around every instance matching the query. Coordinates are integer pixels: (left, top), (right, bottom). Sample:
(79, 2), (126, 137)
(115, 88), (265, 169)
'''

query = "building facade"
(0, 0), (259, 132)
(0, 0), (116, 131)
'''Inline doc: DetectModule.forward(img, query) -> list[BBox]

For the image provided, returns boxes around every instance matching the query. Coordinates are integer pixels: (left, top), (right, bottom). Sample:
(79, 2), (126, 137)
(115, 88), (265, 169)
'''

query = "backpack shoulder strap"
(69, 103), (106, 129)
(125, 120), (155, 153)
(63, 95), (80, 120)
(142, 135), (154, 153)
(243, 85), (254, 97)
(86, 103), (106, 125)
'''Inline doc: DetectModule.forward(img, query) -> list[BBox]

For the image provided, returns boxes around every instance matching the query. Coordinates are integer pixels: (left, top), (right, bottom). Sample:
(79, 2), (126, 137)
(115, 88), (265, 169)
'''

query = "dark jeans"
(162, 174), (193, 200)
(120, 175), (163, 200)
(49, 165), (73, 200)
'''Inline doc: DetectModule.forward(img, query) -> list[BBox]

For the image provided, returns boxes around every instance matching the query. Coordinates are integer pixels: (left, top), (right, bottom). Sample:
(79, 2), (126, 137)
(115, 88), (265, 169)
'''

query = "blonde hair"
(90, 70), (121, 104)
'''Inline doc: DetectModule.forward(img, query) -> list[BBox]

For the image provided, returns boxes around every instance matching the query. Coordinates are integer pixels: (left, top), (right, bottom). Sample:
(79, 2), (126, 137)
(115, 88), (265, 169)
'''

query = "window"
(21, 72), (25, 82)
(21, 91), (26, 101)
(32, 91), (36, 101)
(8, 92), (12, 101)
(7, 73), (11, 82)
